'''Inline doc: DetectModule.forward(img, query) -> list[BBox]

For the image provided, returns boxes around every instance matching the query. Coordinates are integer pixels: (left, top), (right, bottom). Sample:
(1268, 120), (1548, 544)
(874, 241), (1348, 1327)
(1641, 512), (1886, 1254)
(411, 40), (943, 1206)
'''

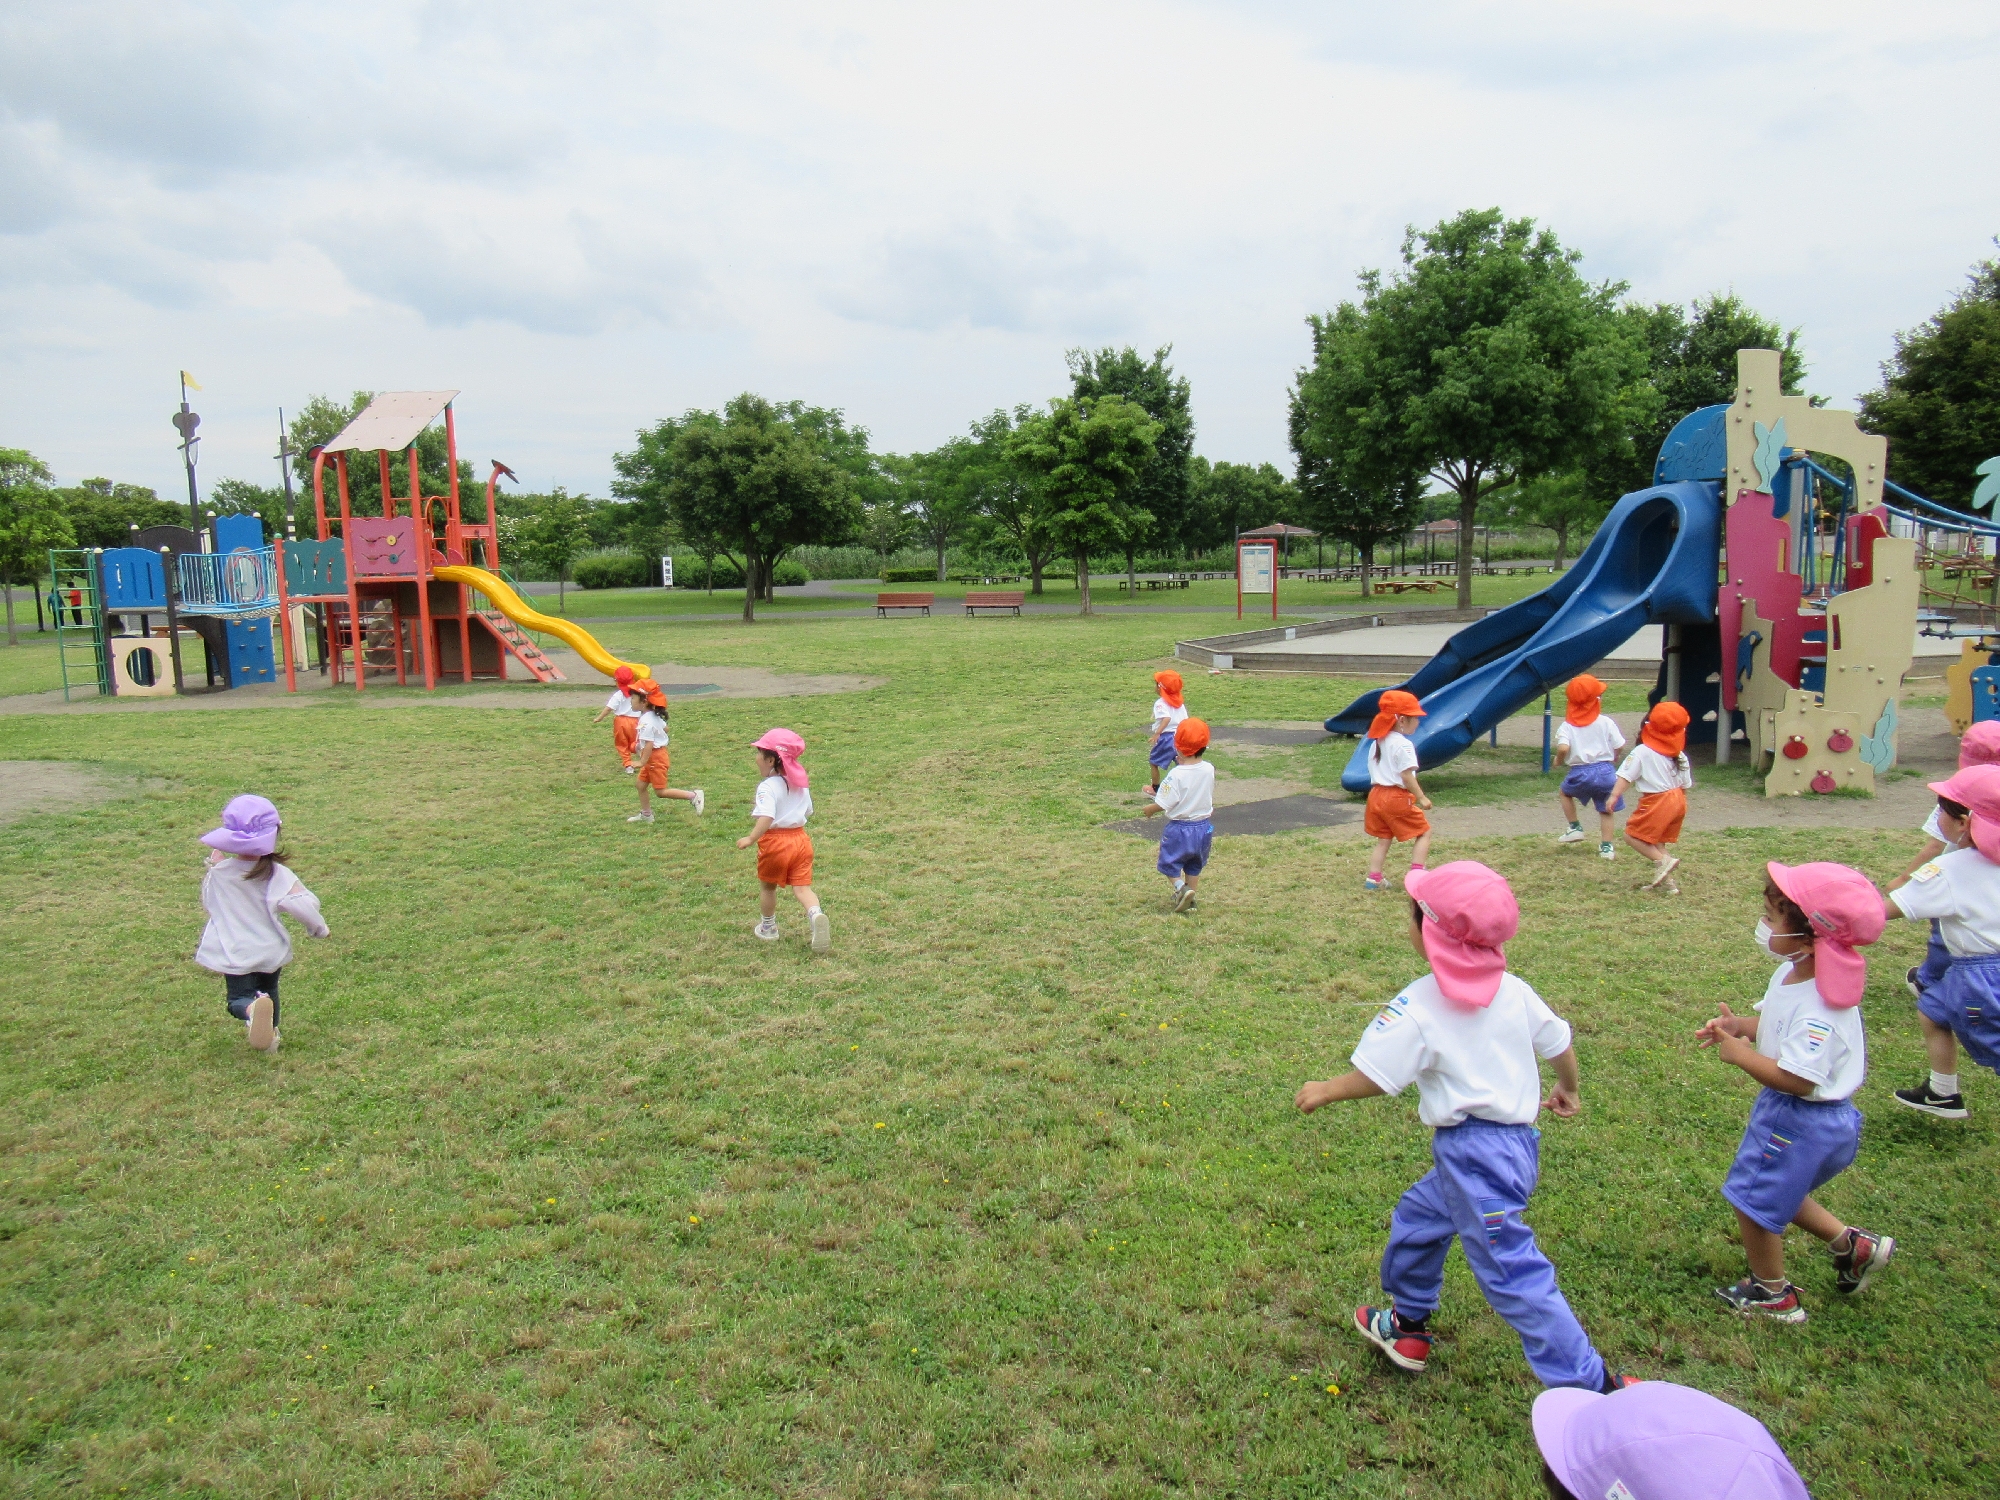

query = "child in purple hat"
(195, 795), (329, 1053)
(1531, 1380), (1810, 1500)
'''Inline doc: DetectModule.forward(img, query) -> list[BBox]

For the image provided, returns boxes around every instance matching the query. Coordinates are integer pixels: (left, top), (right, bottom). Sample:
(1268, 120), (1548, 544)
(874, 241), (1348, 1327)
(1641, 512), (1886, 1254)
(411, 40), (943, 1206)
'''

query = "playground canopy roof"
(1239, 523), (1318, 539)
(321, 391), (461, 454)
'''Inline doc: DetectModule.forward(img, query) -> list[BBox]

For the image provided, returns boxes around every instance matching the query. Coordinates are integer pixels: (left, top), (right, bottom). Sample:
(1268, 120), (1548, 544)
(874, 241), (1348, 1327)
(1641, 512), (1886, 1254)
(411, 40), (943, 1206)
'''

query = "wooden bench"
(876, 592), (934, 617)
(1377, 579), (1445, 595)
(964, 590), (1024, 616)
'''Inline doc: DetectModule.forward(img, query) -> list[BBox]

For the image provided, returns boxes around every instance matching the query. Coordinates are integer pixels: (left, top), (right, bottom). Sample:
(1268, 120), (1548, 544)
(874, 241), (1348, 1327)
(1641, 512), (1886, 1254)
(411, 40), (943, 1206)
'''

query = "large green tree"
(1068, 346), (1194, 581)
(961, 407), (1061, 595)
(661, 395), (862, 622)
(1005, 396), (1158, 615)
(1859, 248), (2000, 509)
(504, 489), (598, 611)
(1287, 364), (1424, 598)
(889, 443), (979, 583)
(1294, 208), (1655, 607)
(53, 478), (182, 549)
(1186, 457), (1301, 554)
(208, 478), (291, 541)
(1484, 469), (1597, 571)
(0, 450), (75, 644)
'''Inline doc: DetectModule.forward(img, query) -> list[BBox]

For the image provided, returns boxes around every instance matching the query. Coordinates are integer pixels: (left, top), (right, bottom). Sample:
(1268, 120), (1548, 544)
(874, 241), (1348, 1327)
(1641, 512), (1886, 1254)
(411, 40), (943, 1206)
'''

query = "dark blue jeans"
(223, 969), (282, 1027)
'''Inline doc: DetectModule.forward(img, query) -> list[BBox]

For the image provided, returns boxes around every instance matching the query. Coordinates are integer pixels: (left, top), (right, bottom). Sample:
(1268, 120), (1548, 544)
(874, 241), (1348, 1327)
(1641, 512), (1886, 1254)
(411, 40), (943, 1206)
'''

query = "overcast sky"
(3, 0), (1996, 504)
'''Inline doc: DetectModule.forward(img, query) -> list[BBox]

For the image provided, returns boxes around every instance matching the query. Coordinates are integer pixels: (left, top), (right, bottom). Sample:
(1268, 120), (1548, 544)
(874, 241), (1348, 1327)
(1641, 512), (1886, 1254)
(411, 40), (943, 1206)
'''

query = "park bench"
(876, 592), (934, 616)
(964, 590), (1024, 616)
(1377, 579), (1445, 595)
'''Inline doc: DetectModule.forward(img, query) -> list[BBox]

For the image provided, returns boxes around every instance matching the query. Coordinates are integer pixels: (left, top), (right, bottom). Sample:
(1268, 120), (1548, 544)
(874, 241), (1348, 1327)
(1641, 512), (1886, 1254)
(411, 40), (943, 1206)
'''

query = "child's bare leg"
(792, 883), (821, 913)
(1920, 1013), (1960, 1072)
(1793, 1196), (1847, 1245)
(659, 787), (696, 802)
(1409, 831), (1432, 868)
(1367, 837), (1392, 877)
(1559, 792), (1578, 822)
(1734, 1209), (1787, 1284)
(760, 881), (779, 919)
(1597, 807), (1618, 842)
(637, 785), (652, 813)
(1183, 873), (1200, 893)
(1625, 834), (1664, 862)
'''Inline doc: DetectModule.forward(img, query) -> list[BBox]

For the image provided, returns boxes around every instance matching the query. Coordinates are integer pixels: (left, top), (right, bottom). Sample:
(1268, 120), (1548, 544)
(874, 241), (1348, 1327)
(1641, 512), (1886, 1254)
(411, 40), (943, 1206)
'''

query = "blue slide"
(1327, 479), (1722, 792)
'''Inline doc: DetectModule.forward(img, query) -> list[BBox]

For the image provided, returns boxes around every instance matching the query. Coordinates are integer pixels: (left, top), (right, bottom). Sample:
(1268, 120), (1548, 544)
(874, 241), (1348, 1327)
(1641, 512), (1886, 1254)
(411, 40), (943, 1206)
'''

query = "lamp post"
(275, 408), (299, 538)
(172, 371), (201, 529)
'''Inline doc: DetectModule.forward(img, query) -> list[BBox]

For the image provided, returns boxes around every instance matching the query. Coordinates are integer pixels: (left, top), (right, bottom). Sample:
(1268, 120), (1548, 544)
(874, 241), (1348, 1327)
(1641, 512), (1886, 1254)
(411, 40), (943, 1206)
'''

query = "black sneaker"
(1832, 1229), (1894, 1294)
(1904, 966), (1923, 1000)
(1893, 1082), (1968, 1119)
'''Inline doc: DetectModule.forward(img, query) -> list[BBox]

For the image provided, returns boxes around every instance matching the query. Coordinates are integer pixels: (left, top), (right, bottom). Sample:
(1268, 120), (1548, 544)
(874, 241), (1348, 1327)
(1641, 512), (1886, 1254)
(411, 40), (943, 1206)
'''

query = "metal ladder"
(47, 549), (107, 701)
(474, 610), (566, 682)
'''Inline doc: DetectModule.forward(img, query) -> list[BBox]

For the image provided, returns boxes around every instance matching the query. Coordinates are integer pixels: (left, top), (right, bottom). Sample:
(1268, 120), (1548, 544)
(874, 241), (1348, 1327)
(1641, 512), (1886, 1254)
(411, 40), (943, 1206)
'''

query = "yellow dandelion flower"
(688, 1215), (701, 1224)
(874, 1122), (885, 1129)
(1326, 1384), (1340, 1394)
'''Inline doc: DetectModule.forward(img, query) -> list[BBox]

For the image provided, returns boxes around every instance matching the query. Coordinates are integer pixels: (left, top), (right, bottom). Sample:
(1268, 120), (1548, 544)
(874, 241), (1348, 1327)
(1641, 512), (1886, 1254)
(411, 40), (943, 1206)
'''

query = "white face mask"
(1754, 919), (1807, 960)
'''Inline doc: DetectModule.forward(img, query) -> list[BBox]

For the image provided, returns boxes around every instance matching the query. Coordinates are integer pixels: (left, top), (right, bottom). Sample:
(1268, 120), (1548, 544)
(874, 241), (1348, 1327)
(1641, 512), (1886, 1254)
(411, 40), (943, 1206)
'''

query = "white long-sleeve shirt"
(195, 854), (329, 974)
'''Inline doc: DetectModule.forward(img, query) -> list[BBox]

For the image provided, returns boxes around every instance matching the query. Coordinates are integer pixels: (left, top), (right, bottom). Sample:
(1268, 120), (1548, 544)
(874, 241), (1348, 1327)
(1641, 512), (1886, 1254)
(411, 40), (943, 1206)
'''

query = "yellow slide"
(434, 565), (649, 681)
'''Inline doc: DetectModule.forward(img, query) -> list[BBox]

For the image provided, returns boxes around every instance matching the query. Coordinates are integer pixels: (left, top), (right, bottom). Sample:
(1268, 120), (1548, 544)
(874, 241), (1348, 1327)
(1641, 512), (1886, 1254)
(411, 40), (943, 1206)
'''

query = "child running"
(1698, 861), (1893, 1322)
(591, 664), (642, 773)
(1890, 720), (2000, 1003)
(1881, 762), (2000, 1119)
(1363, 690), (1432, 892)
(1143, 716), (1213, 913)
(1552, 674), (1625, 860)
(628, 681), (704, 824)
(194, 795), (329, 1054)
(1145, 670), (1190, 794)
(1611, 700), (1692, 893)
(736, 728), (830, 952)
(1295, 861), (1630, 1391)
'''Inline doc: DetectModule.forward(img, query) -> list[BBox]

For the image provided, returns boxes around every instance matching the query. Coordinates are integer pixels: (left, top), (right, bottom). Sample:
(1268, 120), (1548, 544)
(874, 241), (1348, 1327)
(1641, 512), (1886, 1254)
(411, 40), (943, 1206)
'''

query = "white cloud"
(1, 0), (1996, 498)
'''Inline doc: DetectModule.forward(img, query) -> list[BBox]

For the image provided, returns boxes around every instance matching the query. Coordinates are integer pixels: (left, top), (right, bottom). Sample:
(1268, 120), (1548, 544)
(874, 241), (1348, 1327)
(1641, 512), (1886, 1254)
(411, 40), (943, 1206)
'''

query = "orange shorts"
(636, 747), (669, 788)
(756, 826), (815, 888)
(613, 716), (639, 766)
(1626, 788), (1686, 845)
(1365, 785), (1430, 841)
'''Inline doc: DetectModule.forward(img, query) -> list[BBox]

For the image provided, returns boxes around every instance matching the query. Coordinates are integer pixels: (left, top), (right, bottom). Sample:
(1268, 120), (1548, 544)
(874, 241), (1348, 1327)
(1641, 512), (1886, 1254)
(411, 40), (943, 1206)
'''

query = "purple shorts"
(1720, 1088), (1861, 1234)
(1559, 760), (1623, 814)
(1149, 728), (1179, 769)
(1157, 817), (1213, 878)
(1916, 952), (2000, 1073)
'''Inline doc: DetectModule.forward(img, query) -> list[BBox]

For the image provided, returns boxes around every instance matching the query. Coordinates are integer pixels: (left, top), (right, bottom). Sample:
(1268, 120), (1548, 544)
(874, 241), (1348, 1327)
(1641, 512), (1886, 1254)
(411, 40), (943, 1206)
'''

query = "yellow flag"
(180, 370), (202, 391)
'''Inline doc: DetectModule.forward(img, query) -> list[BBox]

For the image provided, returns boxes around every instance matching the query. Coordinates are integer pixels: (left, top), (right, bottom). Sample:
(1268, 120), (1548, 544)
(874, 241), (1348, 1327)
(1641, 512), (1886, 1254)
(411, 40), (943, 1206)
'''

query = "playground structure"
(47, 392), (642, 700)
(1328, 348), (1965, 798)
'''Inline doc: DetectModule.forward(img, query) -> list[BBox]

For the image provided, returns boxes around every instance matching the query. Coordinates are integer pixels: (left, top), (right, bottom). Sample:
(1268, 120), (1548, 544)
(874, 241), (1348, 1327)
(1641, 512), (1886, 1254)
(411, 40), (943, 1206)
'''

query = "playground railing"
(177, 545), (281, 618)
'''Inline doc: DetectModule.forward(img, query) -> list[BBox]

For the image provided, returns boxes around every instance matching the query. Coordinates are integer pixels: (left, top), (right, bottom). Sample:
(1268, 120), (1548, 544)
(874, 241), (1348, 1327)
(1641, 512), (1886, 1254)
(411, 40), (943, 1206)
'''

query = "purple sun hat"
(201, 795), (283, 857)
(1533, 1382), (1808, 1500)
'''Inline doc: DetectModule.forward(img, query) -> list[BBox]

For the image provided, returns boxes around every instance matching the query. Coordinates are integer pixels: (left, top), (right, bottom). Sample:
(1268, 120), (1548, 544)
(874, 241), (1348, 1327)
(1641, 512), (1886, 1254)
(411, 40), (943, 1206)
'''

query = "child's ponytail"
(248, 849), (292, 884)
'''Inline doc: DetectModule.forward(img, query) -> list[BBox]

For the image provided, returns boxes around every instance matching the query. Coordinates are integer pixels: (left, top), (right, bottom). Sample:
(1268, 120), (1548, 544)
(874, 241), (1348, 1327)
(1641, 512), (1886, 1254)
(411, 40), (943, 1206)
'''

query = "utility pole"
(275, 408), (299, 538)
(172, 371), (202, 528)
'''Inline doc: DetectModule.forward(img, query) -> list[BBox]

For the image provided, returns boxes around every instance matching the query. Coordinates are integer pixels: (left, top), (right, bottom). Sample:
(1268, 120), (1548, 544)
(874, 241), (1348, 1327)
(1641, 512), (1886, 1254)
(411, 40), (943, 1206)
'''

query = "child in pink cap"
(1295, 861), (1630, 1391)
(194, 795), (329, 1054)
(1887, 721), (2000, 1018)
(1697, 861), (1893, 1321)
(1882, 761), (2000, 1118)
(736, 729), (829, 952)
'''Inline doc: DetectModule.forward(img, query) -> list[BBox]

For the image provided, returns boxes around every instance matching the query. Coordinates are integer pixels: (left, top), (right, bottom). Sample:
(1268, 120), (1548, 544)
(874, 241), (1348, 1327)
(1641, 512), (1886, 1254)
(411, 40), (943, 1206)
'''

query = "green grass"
(2, 614), (1995, 1497)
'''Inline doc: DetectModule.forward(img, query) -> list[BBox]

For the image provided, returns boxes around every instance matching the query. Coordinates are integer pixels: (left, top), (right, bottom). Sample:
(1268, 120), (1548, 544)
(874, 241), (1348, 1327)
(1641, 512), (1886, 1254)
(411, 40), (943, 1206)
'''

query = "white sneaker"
(246, 993), (276, 1052)
(627, 812), (654, 824)
(1645, 854), (1681, 889)
(624, 766), (637, 775)
(692, 789), (705, 816)
(809, 909), (831, 952)
(753, 918), (781, 941)
(1598, 843), (1615, 861)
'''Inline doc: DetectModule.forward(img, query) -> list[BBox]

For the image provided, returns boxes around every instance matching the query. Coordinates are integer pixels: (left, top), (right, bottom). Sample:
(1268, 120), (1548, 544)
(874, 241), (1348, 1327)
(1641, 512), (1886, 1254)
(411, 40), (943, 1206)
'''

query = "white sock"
(1931, 1071), (1960, 1096)
(807, 906), (822, 919)
(1172, 877), (1186, 891)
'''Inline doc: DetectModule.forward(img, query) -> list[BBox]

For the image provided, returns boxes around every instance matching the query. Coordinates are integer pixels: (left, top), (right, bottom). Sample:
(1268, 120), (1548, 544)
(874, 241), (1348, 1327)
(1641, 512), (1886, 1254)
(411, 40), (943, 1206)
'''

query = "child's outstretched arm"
(1610, 774), (1634, 807)
(1295, 1071), (1386, 1112)
(736, 815), (774, 850)
(1887, 838), (1948, 890)
(1541, 1045), (1581, 1117)
(276, 883), (330, 939)
(1399, 767), (1433, 810)
(1709, 1027), (1815, 1096)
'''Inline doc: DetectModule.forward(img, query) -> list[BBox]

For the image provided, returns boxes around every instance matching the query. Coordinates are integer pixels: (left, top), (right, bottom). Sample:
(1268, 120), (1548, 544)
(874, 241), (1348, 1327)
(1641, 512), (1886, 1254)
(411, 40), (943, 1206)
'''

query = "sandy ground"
(0, 649), (884, 716)
(0, 760), (170, 824)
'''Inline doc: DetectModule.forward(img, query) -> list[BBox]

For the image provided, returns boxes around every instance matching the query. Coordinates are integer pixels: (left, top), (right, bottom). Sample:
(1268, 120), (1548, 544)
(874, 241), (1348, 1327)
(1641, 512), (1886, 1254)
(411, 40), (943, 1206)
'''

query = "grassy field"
(1, 613), (1995, 1497)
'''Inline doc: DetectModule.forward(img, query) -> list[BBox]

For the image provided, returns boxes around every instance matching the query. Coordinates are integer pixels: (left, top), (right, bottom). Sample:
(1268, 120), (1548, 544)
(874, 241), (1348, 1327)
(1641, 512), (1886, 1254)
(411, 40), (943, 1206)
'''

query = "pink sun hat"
(1959, 720), (2000, 769)
(752, 728), (809, 790)
(1532, 1381), (1808, 1500)
(1929, 763), (2000, 862)
(1765, 861), (1884, 1008)
(200, 794), (283, 856)
(1403, 861), (1519, 1007)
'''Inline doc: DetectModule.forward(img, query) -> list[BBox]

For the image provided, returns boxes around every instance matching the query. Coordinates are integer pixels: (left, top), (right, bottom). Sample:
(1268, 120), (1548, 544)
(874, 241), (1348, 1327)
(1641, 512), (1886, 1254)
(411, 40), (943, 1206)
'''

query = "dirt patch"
(0, 761), (166, 824)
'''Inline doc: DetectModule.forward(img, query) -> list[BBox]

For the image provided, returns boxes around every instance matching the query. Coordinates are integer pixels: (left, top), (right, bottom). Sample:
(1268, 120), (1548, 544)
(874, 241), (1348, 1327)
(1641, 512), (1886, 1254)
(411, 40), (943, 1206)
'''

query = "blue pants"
(1720, 1088), (1861, 1234)
(1917, 952), (2000, 1073)
(1149, 729), (1178, 770)
(1916, 924), (1952, 994)
(1558, 761), (1624, 814)
(223, 968), (282, 1027)
(1380, 1118), (1606, 1390)
(1157, 818), (1213, 878)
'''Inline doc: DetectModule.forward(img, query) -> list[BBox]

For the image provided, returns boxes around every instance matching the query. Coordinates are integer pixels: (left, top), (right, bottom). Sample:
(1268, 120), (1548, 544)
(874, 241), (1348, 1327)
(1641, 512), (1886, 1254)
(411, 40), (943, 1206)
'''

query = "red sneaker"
(1354, 1305), (1432, 1372)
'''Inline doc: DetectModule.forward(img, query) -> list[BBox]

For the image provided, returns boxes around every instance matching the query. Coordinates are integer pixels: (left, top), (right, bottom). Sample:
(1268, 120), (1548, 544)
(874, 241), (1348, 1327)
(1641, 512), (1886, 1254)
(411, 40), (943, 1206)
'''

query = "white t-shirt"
(635, 711), (669, 749)
(1153, 759), (1215, 821)
(605, 689), (638, 716)
(1350, 972), (1574, 1128)
(752, 774), (813, 828)
(1616, 743), (1692, 795)
(1753, 962), (1866, 1102)
(195, 854), (329, 975)
(1556, 716), (1625, 766)
(1891, 847), (2000, 956)
(1368, 731), (1419, 789)
(1152, 698), (1189, 731)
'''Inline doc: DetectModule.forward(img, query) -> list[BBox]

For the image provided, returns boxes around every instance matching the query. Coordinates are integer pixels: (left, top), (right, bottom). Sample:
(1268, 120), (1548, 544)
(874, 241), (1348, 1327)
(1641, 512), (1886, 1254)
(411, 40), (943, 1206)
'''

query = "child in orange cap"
(1145, 670), (1190, 795)
(1143, 716), (1214, 913)
(1612, 701), (1692, 893)
(1698, 861), (1894, 1320)
(1295, 861), (1629, 1391)
(592, 665), (643, 773)
(736, 728), (829, 952)
(1553, 674), (1624, 860)
(627, 681), (704, 824)
(1363, 690), (1432, 892)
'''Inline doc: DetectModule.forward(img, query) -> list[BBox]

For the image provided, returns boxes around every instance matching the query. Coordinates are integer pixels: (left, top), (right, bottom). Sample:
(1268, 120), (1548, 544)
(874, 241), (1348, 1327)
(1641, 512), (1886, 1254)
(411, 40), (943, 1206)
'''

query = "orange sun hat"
(1174, 716), (1209, 756)
(1153, 669), (1185, 709)
(1639, 700), (1689, 757)
(1367, 689), (1425, 740)
(1565, 674), (1606, 727)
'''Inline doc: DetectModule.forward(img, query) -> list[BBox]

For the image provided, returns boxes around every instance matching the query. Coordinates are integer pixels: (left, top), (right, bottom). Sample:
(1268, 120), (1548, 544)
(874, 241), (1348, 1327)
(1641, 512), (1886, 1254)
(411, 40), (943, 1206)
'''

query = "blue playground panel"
(225, 617), (277, 685)
(99, 548), (170, 611)
(1972, 665), (2000, 726)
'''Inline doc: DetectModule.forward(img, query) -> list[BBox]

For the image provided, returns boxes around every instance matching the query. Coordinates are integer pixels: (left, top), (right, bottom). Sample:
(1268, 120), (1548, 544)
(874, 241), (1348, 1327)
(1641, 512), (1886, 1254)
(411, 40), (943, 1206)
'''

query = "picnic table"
(1376, 579), (1445, 595)
(1116, 576), (1193, 592)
